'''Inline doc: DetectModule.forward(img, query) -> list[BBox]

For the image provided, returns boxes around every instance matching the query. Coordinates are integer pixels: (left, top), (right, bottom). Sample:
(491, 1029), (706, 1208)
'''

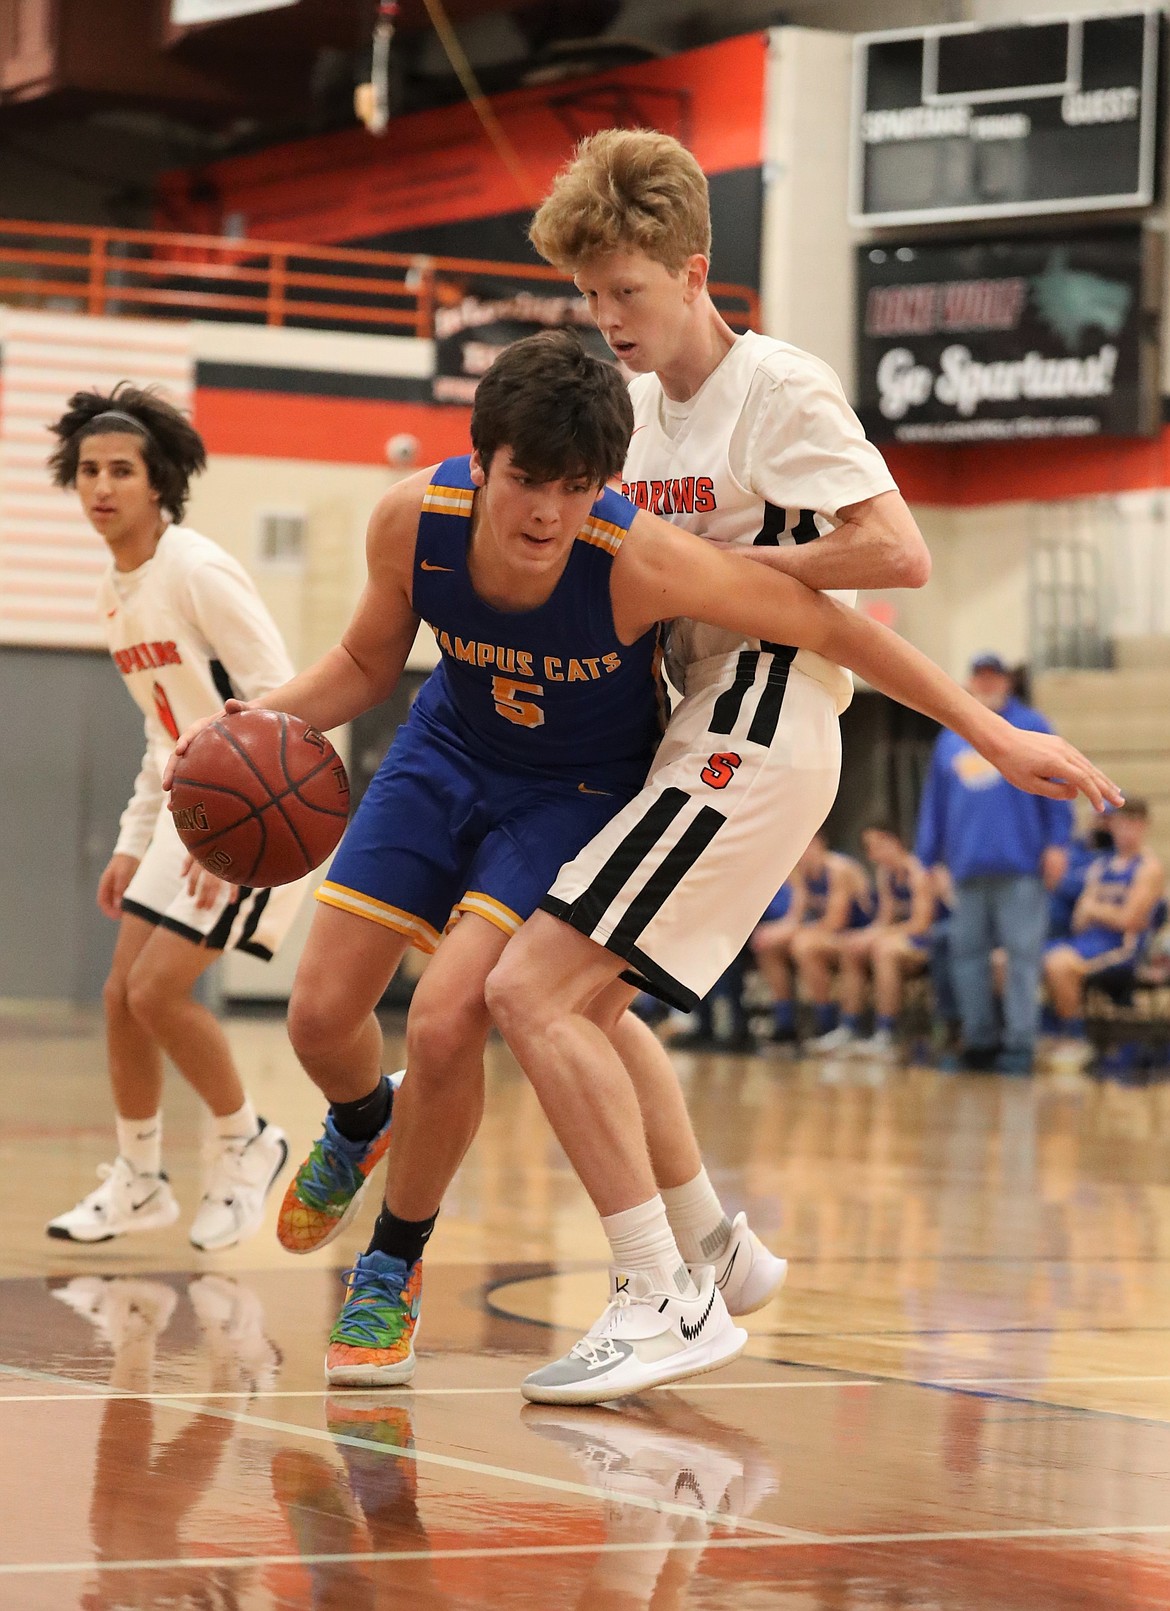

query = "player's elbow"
(890, 529), (932, 589)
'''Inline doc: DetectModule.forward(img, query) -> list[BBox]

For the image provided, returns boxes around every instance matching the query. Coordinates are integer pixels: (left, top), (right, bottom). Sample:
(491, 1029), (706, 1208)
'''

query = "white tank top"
(621, 331), (897, 714)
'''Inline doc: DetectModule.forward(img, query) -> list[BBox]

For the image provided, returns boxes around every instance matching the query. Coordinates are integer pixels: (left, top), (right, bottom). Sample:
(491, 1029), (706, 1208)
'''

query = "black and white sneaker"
(189, 1117), (289, 1252)
(521, 1265), (747, 1406)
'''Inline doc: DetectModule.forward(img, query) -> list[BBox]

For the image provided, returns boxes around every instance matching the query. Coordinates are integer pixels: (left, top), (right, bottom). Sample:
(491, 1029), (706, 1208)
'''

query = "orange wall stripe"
(194, 388), (472, 466)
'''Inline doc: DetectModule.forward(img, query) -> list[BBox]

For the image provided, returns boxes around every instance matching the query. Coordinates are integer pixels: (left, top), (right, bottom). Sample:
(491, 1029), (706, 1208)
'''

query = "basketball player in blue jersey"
(1043, 799), (1165, 1072)
(168, 331), (1118, 1400)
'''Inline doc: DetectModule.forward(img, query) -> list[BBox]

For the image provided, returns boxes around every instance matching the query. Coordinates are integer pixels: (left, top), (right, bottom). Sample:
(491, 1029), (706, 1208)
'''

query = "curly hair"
(529, 128), (711, 275)
(471, 329), (632, 486)
(48, 383), (207, 522)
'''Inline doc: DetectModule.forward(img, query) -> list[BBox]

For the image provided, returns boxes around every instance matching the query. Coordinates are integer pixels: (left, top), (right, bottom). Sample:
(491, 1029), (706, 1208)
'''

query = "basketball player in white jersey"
(44, 385), (293, 1249)
(483, 129), (940, 1398)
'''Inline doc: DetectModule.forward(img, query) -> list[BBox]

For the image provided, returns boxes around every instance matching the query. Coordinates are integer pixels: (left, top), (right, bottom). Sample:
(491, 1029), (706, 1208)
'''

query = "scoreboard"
(850, 9), (1161, 227)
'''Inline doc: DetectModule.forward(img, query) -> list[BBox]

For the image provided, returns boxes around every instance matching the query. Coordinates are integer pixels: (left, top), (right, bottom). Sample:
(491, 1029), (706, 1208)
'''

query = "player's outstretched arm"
(615, 515), (1123, 812)
(163, 474), (426, 788)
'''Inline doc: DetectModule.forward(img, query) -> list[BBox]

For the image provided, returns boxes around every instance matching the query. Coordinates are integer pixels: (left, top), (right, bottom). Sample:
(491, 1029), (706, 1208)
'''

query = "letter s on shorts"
(700, 751), (741, 790)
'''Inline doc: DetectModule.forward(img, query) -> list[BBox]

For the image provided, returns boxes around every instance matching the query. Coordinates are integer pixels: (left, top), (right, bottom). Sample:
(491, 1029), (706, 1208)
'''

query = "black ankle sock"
(331, 1076), (392, 1143)
(368, 1206), (436, 1267)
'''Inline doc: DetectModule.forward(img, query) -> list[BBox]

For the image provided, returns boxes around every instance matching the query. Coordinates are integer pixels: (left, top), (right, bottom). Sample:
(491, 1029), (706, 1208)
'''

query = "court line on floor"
(0, 1363), (811, 1542)
(3, 1367), (1169, 1406)
(5, 1523), (1170, 1577)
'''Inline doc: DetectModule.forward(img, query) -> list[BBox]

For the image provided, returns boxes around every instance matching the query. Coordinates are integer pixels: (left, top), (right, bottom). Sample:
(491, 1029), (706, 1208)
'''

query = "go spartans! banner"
(855, 228), (1158, 444)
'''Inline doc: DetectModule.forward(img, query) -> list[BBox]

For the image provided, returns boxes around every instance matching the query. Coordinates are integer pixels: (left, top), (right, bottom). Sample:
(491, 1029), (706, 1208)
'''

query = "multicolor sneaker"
(325, 1252), (422, 1387)
(277, 1072), (400, 1255)
(325, 1395), (418, 1520)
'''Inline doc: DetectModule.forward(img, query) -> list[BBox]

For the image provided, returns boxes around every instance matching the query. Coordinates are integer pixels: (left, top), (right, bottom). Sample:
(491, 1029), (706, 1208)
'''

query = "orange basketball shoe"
(276, 1073), (399, 1254)
(325, 1253), (422, 1387)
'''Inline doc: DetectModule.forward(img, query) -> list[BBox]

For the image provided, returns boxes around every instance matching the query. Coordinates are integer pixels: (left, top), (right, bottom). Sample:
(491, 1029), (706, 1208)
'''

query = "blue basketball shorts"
(1048, 926), (1140, 975)
(317, 715), (636, 951)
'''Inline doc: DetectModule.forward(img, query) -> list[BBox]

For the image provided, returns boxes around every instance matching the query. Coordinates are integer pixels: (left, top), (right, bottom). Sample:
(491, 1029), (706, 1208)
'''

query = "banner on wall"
(431, 277), (612, 404)
(154, 33), (767, 286)
(856, 229), (1159, 444)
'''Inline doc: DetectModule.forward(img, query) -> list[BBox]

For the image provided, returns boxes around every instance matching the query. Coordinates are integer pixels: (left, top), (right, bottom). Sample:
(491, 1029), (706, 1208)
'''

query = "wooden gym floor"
(1, 1003), (1168, 1610)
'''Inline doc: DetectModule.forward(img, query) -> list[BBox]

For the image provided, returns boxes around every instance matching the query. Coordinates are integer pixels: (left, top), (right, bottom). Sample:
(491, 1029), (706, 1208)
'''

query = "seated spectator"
(668, 948), (755, 1054)
(1049, 811), (1114, 944)
(751, 832), (871, 1050)
(1043, 799), (1165, 1071)
(923, 864), (960, 1053)
(825, 821), (938, 1061)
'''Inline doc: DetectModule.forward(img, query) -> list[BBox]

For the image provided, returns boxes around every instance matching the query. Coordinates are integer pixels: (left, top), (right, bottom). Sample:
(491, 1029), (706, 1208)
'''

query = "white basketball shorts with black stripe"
(121, 801), (308, 959)
(542, 649), (842, 1010)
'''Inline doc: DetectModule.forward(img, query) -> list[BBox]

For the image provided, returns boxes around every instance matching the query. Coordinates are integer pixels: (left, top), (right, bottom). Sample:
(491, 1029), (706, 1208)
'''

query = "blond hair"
(529, 128), (711, 274)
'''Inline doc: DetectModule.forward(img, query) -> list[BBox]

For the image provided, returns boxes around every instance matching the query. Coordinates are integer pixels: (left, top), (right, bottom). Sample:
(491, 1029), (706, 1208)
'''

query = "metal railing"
(0, 217), (760, 338)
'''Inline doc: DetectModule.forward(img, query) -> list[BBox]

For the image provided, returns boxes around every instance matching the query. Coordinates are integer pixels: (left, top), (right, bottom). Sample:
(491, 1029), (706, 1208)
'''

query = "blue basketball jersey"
(1087, 853), (1159, 944)
(803, 868), (830, 921)
(887, 869), (913, 923)
(409, 457), (664, 792)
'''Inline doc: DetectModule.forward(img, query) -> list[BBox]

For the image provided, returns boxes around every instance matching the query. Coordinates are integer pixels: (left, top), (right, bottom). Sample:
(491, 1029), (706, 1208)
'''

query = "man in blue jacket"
(915, 654), (1072, 1073)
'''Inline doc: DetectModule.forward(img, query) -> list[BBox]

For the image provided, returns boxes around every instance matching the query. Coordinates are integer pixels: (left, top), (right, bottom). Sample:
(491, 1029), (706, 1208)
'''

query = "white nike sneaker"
(189, 1274), (280, 1392)
(523, 1400), (749, 1523)
(521, 1265), (747, 1406)
(189, 1117), (289, 1252)
(46, 1157), (180, 1243)
(49, 1275), (178, 1348)
(804, 1025), (858, 1056)
(706, 1212), (788, 1316)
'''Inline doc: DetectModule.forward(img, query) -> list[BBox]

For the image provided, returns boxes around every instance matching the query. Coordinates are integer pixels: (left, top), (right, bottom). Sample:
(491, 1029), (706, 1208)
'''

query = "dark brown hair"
(48, 383), (207, 522)
(470, 330), (631, 486)
(1114, 797), (1149, 821)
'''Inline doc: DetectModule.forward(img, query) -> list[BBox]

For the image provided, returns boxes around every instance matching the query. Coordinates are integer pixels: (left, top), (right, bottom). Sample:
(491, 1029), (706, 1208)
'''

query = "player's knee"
(102, 969), (133, 1024)
(287, 986), (354, 1066)
(124, 963), (171, 1028)
(484, 947), (540, 1041)
(406, 988), (487, 1077)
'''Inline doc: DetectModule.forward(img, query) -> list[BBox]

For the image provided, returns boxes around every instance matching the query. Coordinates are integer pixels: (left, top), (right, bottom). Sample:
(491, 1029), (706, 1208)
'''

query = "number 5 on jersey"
(492, 674), (545, 728)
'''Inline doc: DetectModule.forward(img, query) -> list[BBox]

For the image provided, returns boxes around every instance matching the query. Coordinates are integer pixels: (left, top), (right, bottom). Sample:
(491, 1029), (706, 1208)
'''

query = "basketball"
(169, 709), (350, 887)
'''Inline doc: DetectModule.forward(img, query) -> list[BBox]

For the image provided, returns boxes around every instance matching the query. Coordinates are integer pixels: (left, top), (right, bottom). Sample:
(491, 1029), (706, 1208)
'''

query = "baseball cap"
(969, 652), (1008, 675)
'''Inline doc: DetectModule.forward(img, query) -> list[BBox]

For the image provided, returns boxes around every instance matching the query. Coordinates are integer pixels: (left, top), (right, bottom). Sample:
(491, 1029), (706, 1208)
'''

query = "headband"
(80, 409), (149, 438)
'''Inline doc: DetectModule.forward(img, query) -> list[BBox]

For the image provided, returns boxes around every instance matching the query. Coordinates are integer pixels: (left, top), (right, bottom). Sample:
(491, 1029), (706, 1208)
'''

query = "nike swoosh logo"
(420, 560), (453, 572)
(716, 1244), (739, 1289)
(679, 1287), (716, 1341)
(578, 783), (612, 796)
(106, 608), (118, 617)
(630, 424), (648, 436)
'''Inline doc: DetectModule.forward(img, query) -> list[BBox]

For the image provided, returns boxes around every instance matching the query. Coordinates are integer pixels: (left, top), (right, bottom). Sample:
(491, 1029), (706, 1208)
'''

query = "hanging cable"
(419, 0), (538, 205)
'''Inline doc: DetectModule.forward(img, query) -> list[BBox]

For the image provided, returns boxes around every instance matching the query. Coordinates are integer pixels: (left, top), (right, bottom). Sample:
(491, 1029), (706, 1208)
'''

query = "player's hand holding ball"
(166, 702), (350, 889)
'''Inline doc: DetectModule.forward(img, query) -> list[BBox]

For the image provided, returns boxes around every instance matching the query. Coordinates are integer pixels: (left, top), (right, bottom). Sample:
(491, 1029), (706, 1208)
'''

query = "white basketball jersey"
(621, 331), (897, 713)
(98, 525), (294, 858)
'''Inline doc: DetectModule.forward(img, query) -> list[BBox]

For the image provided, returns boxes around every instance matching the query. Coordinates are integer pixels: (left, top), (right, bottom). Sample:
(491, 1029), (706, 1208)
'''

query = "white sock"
(214, 1097), (259, 1144)
(601, 1196), (697, 1298)
(660, 1167), (733, 1264)
(116, 1113), (162, 1178)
